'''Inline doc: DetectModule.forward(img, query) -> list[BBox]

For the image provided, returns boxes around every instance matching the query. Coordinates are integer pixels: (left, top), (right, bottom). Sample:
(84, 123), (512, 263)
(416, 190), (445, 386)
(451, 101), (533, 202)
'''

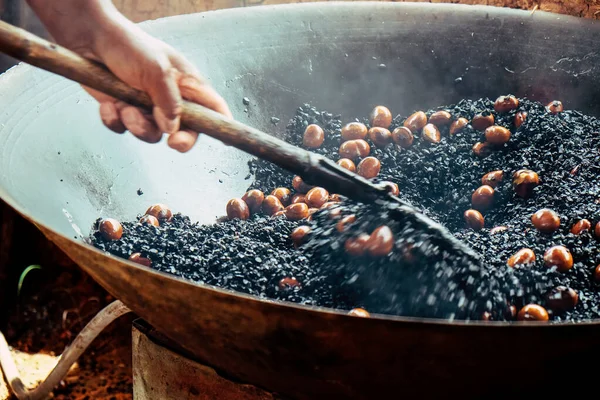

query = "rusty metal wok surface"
(1, 2), (600, 398)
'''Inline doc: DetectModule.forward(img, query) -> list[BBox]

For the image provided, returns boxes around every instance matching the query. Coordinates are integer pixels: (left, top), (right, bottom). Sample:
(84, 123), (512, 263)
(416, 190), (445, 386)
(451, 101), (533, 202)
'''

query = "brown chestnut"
(357, 156), (381, 179)
(99, 218), (123, 241)
(348, 308), (370, 318)
(546, 286), (578, 313)
(484, 125), (511, 146)
(512, 169), (540, 198)
(306, 207), (319, 221)
(471, 185), (494, 210)
(369, 105), (393, 129)
(490, 225), (508, 235)
(544, 245), (573, 272)
(594, 265), (600, 283)
(285, 203), (309, 221)
(547, 100), (563, 114)
(494, 95), (519, 113)
(339, 139), (370, 160)
(571, 219), (591, 235)
(464, 209), (484, 231)
(291, 194), (306, 204)
(366, 225), (395, 257)
(403, 111), (427, 133)
(262, 195), (284, 216)
(531, 209), (560, 233)
(329, 194), (343, 202)
(344, 233), (371, 256)
(481, 170), (504, 188)
(146, 204), (173, 223)
(517, 304), (549, 322)
(129, 252), (151, 267)
(226, 198), (250, 220)
(341, 122), (368, 141)
(302, 124), (325, 148)
(291, 225), (311, 247)
(271, 187), (292, 206)
(421, 123), (441, 143)
(449, 117), (468, 135)
(391, 126), (414, 148)
(242, 189), (265, 214)
(139, 215), (159, 227)
(472, 142), (491, 158)
(273, 210), (286, 218)
(514, 111), (528, 128)
(336, 214), (357, 232)
(471, 112), (494, 131)
(381, 181), (400, 196)
(429, 110), (452, 126)
(596, 221), (600, 238)
(368, 127), (392, 147)
(337, 158), (357, 172)
(278, 277), (300, 290)
(507, 248), (536, 268)
(306, 187), (329, 208)
(292, 175), (314, 193)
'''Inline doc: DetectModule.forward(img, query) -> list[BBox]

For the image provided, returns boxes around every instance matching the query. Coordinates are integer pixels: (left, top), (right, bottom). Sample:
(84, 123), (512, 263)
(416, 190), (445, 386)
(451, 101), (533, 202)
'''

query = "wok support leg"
(0, 300), (131, 400)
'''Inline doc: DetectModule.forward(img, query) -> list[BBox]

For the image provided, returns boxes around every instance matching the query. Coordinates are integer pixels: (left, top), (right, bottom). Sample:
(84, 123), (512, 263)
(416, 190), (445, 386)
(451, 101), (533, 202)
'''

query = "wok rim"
(0, 1), (598, 328)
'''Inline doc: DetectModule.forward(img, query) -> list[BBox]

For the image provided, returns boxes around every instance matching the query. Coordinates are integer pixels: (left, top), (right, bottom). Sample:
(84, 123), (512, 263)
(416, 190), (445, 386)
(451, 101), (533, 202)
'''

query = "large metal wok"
(1, 2), (599, 398)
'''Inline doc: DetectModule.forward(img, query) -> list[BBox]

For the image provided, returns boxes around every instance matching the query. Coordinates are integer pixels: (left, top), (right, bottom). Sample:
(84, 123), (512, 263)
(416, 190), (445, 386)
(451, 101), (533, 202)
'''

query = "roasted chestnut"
(368, 127), (392, 147)
(512, 169), (540, 198)
(337, 158), (357, 172)
(226, 198), (250, 220)
(348, 308), (370, 317)
(336, 214), (357, 232)
(291, 225), (311, 247)
(571, 219), (591, 235)
(471, 112), (494, 131)
(357, 156), (381, 179)
(341, 122), (368, 141)
(242, 189), (265, 213)
(464, 209), (484, 231)
(429, 110), (452, 126)
(262, 195), (284, 216)
(146, 204), (173, 222)
(472, 142), (491, 158)
(494, 95), (519, 113)
(543, 245), (573, 272)
(421, 123), (441, 143)
(292, 175), (314, 193)
(99, 218), (123, 241)
(291, 194), (306, 204)
(403, 111), (427, 133)
(484, 125), (511, 146)
(547, 100), (564, 114)
(381, 181), (400, 196)
(302, 124), (325, 148)
(391, 126), (414, 148)
(329, 194), (343, 202)
(369, 105), (393, 129)
(517, 304), (549, 322)
(471, 185), (494, 210)
(546, 286), (578, 313)
(366, 225), (395, 257)
(271, 187), (292, 206)
(129, 252), (151, 267)
(449, 117), (468, 135)
(531, 209), (560, 233)
(139, 215), (160, 227)
(285, 203), (309, 221)
(490, 226), (508, 235)
(344, 233), (371, 256)
(595, 221), (600, 238)
(481, 170), (504, 188)
(306, 187), (329, 208)
(278, 277), (300, 290)
(594, 265), (600, 283)
(339, 139), (370, 160)
(514, 111), (527, 128)
(507, 248), (536, 268)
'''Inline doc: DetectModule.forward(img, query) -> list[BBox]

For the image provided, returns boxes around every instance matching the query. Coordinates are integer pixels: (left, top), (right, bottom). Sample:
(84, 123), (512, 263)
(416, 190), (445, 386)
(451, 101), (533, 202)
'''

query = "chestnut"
(493, 95), (519, 113)
(306, 187), (330, 208)
(472, 142), (491, 158)
(129, 252), (151, 267)
(292, 175), (314, 193)
(547, 100), (563, 114)
(514, 111), (527, 128)
(484, 125), (511, 146)
(429, 110), (452, 126)
(262, 195), (284, 216)
(336, 214), (357, 232)
(271, 187), (292, 206)
(595, 221), (600, 238)
(339, 139), (371, 160)
(571, 219), (591, 235)
(366, 225), (395, 257)
(306, 207), (319, 221)
(99, 218), (123, 241)
(543, 245), (573, 272)
(357, 156), (381, 179)
(381, 181), (400, 196)
(291, 194), (306, 204)
(517, 304), (549, 322)
(368, 127), (392, 147)
(242, 189), (265, 213)
(139, 215), (159, 227)
(291, 225), (311, 247)
(344, 233), (371, 256)
(471, 112), (494, 131)
(285, 203), (309, 221)
(449, 117), (468, 135)
(512, 169), (539, 198)
(507, 248), (536, 268)
(341, 122), (368, 141)
(302, 124), (325, 148)
(464, 209), (484, 231)
(369, 105), (393, 129)
(546, 286), (578, 313)
(471, 185), (494, 210)
(329, 194), (343, 202)
(273, 210), (286, 218)
(531, 209), (560, 233)
(278, 277), (300, 290)
(337, 158), (357, 172)
(391, 126), (414, 148)
(490, 226), (508, 235)
(348, 308), (370, 318)
(146, 204), (173, 223)
(421, 123), (441, 144)
(403, 111), (428, 133)
(594, 265), (600, 283)
(226, 198), (250, 220)
(481, 170), (504, 188)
